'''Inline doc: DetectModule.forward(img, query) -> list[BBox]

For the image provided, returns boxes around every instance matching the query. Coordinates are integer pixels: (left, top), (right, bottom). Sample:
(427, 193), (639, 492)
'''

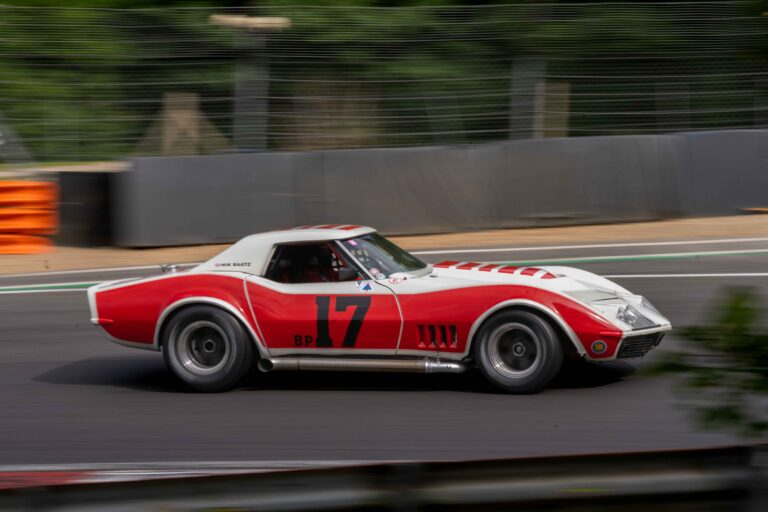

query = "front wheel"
(162, 305), (253, 392)
(475, 309), (563, 394)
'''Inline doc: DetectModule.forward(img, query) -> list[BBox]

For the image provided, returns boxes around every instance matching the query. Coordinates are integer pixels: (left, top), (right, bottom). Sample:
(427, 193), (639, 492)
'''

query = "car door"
(377, 273), (479, 358)
(245, 241), (402, 355)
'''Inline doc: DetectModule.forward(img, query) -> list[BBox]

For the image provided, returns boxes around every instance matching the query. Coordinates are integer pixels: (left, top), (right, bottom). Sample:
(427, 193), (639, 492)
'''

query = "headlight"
(616, 304), (639, 327)
(591, 300), (655, 330)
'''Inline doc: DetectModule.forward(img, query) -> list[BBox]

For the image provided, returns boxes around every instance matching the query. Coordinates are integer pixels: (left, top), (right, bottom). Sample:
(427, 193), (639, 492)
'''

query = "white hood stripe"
(434, 261), (558, 279)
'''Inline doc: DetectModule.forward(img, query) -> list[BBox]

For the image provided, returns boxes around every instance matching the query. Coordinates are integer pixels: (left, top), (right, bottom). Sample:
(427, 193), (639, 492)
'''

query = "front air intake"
(617, 332), (665, 359)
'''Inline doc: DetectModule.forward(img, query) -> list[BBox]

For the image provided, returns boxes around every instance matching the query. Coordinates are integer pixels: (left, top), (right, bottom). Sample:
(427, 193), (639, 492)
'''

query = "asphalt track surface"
(0, 238), (766, 465)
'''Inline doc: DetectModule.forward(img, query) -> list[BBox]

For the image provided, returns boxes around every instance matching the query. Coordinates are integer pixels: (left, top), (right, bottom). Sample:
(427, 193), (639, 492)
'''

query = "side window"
(264, 242), (360, 284)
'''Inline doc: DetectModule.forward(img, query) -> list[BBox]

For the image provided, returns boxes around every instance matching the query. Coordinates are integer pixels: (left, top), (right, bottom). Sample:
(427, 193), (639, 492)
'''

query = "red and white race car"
(88, 225), (671, 393)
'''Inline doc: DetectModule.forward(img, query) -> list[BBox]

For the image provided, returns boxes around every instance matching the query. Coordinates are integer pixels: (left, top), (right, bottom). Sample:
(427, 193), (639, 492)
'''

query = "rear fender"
(154, 296), (268, 357)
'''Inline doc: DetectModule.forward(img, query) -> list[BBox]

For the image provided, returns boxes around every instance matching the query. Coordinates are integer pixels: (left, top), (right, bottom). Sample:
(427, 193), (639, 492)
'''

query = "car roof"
(195, 225), (376, 276)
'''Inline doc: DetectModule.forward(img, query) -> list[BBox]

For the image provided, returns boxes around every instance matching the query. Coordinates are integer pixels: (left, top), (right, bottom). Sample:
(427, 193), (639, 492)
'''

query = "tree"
(654, 287), (768, 437)
(2, 1), (767, 160)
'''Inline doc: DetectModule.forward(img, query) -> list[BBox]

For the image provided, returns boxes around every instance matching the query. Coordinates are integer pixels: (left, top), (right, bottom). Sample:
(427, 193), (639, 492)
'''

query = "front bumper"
(616, 329), (667, 359)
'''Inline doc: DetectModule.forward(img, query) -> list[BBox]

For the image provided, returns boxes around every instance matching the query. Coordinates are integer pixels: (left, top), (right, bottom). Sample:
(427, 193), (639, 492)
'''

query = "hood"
(431, 261), (629, 294)
(431, 261), (670, 332)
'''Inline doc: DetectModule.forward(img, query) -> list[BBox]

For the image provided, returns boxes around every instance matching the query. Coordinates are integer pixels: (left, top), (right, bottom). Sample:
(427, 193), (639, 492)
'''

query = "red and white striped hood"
(429, 260), (628, 295)
(425, 260), (670, 332)
(433, 261), (558, 280)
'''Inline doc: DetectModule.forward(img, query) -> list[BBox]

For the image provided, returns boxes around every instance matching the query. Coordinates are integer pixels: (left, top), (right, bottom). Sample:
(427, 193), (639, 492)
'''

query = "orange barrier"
(0, 180), (58, 254)
(0, 209), (58, 235)
(0, 181), (57, 208)
(0, 234), (53, 255)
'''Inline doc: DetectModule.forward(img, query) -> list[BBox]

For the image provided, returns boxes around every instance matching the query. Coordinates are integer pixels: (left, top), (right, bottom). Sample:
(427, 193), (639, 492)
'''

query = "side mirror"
(338, 267), (359, 282)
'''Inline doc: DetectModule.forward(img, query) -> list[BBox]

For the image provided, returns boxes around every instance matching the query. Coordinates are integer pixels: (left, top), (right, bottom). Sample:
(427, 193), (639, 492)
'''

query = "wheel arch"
(154, 297), (266, 357)
(466, 299), (585, 358)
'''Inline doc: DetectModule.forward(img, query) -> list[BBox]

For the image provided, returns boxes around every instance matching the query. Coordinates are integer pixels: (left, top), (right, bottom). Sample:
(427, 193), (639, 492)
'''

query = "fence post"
(509, 57), (545, 140)
(0, 112), (33, 164)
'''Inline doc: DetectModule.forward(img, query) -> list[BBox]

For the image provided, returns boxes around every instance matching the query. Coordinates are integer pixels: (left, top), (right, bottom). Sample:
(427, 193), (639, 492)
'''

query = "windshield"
(340, 233), (427, 279)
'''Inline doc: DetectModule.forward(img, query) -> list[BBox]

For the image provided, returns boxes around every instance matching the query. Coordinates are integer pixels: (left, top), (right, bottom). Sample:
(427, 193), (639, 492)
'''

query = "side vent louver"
(417, 324), (458, 349)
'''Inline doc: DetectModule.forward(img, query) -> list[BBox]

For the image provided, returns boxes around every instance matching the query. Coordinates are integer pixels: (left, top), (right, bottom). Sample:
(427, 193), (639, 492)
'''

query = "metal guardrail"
(0, 445), (765, 511)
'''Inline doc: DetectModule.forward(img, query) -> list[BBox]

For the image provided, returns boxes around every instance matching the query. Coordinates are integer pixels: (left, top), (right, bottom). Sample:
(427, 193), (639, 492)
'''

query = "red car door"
(245, 278), (402, 354)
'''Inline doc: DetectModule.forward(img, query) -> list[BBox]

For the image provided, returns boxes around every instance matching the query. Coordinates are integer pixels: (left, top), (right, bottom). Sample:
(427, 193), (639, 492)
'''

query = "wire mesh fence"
(0, 1), (767, 162)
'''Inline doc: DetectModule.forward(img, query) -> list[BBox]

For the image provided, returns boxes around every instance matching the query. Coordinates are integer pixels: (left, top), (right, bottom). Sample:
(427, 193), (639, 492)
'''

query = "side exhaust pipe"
(258, 357), (466, 374)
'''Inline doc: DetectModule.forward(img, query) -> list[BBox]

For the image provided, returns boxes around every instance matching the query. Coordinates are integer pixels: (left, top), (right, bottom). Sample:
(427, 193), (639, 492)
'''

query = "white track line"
(0, 289), (91, 295)
(0, 263), (199, 280)
(605, 273), (768, 278)
(412, 237), (768, 255)
(0, 237), (765, 280)
(0, 280), (100, 295)
(484, 248), (768, 264)
(0, 280), (102, 288)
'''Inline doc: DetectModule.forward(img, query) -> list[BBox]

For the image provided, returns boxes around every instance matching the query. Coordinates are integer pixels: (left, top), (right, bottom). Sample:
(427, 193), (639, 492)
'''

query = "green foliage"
(1, 1), (767, 159)
(0, 1), (247, 161)
(654, 287), (768, 437)
(523, 5), (685, 57)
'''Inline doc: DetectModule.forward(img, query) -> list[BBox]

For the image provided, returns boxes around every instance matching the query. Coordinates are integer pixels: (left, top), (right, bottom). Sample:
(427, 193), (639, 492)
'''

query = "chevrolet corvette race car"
(88, 225), (671, 393)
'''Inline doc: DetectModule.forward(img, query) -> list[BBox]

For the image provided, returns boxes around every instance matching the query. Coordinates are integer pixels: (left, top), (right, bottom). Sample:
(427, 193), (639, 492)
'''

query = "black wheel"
(162, 305), (254, 392)
(474, 309), (563, 394)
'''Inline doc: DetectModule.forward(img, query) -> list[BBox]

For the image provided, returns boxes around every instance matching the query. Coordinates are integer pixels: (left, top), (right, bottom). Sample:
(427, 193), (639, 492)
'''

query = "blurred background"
(2, 0), (768, 249)
(0, 1), (767, 511)
(2, 0), (768, 162)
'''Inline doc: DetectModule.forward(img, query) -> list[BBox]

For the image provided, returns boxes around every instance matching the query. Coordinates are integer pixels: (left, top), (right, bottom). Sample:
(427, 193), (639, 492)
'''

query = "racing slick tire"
(475, 309), (563, 394)
(162, 305), (253, 392)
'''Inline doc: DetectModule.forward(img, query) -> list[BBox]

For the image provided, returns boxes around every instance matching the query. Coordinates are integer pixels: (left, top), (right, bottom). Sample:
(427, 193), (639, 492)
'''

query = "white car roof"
(195, 225), (376, 276)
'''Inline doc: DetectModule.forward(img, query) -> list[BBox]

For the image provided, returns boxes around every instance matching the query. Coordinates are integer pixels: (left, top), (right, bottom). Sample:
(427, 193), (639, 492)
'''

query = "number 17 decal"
(315, 296), (371, 348)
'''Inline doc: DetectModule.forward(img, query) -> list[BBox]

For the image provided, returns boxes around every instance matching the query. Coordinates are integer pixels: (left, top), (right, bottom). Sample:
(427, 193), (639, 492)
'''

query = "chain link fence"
(0, 1), (767, 162)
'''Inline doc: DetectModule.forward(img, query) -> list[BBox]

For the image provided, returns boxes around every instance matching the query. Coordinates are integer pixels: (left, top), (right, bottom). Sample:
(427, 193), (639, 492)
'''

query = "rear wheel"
(162, 305), (253, 392)
(475, 309), (563, 394)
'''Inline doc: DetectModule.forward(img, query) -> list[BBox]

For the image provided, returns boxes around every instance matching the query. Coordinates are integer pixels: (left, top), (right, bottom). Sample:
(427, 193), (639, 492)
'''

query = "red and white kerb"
(433, 261), (558, 280)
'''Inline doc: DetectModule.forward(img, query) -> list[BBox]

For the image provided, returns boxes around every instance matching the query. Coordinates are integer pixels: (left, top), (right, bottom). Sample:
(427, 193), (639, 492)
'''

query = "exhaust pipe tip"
(258, 358), (275, 372)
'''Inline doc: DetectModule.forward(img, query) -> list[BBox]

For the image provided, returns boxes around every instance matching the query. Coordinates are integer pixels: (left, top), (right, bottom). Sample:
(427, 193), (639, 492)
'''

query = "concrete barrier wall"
(114, 130), (766, 247)
(672, 130), (768, 215)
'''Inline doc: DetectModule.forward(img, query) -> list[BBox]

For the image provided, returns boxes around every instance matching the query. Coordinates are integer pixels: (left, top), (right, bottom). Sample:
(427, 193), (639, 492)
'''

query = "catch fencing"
(1, 2), (768, 163)
(114, 129), (768, 247)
